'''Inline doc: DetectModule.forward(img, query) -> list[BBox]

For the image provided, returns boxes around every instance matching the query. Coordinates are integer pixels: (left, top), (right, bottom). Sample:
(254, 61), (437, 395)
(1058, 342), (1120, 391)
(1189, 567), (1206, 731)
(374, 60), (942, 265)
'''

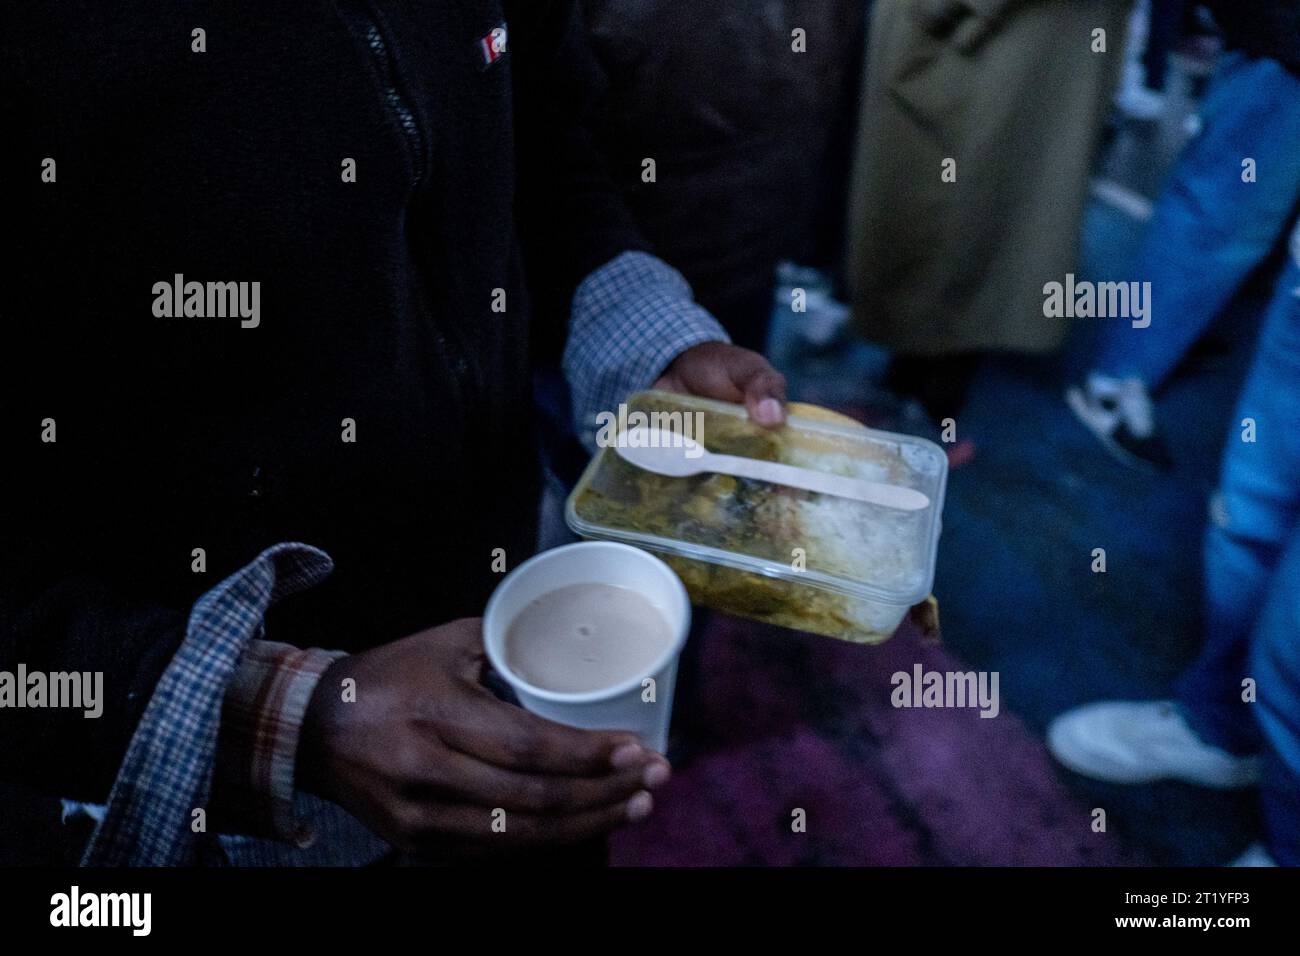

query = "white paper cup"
(483, 541), (690, 753)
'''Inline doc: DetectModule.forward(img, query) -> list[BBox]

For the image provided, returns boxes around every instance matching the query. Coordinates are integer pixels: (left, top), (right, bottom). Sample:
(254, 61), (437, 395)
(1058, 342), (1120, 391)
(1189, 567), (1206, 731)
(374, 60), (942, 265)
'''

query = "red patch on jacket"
(478, 24), (507, 67)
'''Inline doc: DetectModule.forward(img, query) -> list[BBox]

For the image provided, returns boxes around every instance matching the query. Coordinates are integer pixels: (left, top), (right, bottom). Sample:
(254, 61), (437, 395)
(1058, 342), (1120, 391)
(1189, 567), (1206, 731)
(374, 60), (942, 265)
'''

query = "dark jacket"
(1208, 0), (1300, 74)
(582, 0), (864, 347)
(0, 0), (643, 802)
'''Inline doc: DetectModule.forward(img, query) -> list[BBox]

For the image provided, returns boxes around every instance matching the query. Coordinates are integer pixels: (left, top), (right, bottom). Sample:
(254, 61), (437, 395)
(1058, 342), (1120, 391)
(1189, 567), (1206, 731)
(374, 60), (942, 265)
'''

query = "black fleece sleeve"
(507, 0), (653, 363)
(0, 354), (188, 804)
(0, 34), (190, 803)
(0, 567), (188, 803)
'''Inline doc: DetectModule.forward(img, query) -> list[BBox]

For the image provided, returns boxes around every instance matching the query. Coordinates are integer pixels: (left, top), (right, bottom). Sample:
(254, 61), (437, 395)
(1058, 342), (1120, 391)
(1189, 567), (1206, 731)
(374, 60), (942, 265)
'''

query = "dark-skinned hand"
(297, 618), (671, 854)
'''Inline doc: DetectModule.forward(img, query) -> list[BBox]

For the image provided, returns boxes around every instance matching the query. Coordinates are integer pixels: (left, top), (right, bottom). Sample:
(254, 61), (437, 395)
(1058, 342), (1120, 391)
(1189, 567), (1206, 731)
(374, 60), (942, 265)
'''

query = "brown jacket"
(846, 0), (1131, 355)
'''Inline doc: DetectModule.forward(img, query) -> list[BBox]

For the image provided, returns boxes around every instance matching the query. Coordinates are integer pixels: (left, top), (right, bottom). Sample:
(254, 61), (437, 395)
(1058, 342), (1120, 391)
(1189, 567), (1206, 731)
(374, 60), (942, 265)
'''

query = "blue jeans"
(1176, 260), (1300, 864)
(1095, 53), (1300, 388)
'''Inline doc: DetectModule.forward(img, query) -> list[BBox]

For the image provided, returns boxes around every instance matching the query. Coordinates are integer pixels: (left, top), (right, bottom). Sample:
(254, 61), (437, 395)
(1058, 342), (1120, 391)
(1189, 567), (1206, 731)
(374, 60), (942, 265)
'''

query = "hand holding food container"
(569, 391), (947, 643)
(485, 391), (946, 749)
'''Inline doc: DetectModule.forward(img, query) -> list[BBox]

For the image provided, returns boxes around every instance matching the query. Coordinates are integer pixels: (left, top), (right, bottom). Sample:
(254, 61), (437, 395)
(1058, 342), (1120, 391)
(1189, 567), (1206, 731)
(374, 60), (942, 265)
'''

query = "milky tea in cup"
(504, 583), (675, 694)
(482, 541), (691, 752)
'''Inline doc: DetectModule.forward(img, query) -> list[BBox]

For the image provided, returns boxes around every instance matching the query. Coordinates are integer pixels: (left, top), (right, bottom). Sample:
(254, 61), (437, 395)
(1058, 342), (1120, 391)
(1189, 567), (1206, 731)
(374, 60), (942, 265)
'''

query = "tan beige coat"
(846, 0), (1132, 355)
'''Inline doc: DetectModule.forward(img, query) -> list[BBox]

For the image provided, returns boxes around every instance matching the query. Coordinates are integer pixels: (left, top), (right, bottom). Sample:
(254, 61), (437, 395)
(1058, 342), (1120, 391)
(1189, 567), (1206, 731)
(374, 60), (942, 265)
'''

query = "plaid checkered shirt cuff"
(215, 640), (347, 845)
(82, 542), (336, 866)
(563, 251), (729, 445)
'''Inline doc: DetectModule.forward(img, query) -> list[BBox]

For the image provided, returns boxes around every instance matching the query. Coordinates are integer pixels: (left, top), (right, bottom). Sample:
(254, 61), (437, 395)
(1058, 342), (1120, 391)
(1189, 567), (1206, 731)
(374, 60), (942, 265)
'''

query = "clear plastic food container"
(566, 391), (947, 643)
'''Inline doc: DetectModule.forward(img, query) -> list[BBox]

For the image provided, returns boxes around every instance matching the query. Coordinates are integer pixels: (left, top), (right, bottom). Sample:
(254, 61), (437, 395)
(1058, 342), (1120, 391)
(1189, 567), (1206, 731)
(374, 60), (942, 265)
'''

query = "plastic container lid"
(566, 391), (947, 608)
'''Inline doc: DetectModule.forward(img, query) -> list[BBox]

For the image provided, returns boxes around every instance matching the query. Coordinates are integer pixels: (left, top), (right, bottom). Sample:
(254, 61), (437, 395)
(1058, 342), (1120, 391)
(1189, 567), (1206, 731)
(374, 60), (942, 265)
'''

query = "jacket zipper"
(339, 0), (425, 187)
(337, 0), (475, 411)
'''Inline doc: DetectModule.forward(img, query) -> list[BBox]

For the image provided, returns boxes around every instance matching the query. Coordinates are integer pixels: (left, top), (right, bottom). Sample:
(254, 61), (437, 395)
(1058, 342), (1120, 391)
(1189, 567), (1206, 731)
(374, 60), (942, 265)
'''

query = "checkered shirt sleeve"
(81, 543), (335, 866)
(212, 640), (347, 845)
(563, 251), (729, 444)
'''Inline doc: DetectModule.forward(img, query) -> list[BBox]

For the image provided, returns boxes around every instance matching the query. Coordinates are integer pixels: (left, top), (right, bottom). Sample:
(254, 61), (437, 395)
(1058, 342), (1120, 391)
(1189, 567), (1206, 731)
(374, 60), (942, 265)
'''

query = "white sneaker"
(1066, 373), (1172, 472)
(1047, 700), (1260, 789)
(1229, 843), (1277, 867)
